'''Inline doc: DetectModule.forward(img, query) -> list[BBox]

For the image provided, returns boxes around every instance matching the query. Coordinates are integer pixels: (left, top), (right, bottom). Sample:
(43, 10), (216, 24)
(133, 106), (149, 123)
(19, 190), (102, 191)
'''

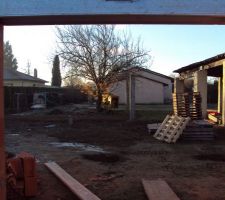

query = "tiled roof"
(4, 68), (47, 83)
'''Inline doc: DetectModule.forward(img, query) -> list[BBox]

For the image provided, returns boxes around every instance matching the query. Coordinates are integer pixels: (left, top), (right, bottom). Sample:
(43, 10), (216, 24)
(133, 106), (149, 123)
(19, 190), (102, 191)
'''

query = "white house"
(109, 67), (173, 104)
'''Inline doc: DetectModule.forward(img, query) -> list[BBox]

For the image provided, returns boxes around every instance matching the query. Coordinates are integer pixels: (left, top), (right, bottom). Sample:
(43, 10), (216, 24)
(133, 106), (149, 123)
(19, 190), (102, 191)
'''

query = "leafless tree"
(56, 25), (150, 111)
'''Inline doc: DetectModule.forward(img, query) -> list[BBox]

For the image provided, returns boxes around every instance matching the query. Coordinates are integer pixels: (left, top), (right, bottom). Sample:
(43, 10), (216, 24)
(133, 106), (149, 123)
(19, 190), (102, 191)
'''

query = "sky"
(3, 25), (225, 84)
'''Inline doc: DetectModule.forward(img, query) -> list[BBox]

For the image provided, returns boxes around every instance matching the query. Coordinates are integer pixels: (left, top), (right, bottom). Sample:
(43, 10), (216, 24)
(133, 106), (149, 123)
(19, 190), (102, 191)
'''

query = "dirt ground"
(5, 104), (225, 200)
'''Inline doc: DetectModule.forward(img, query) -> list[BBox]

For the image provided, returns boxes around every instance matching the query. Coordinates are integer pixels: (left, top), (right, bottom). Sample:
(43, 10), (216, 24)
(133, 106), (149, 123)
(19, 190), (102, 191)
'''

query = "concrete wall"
(4, 80), (45, 87)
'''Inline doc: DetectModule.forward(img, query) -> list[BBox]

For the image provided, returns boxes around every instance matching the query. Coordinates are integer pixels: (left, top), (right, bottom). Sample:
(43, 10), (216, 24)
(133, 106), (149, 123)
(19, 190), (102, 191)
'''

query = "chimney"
(34, 68), (37, 78)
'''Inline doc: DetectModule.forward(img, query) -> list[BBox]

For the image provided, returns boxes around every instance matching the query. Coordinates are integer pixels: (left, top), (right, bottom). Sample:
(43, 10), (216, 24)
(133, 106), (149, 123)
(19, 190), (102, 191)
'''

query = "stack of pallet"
(181, 120), (215, 141)
(190, 92), (202, 120)
(173, 92), (202, 120)
(173, 93), (190, 117)
(154, 115), (191, 143)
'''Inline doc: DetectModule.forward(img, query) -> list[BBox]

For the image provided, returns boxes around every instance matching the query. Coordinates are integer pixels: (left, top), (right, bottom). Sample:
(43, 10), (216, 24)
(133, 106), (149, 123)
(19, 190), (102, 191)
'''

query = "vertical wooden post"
(129, 73), (135, 120)
(218, 77), (222, 113)
(0, 24), (6, 200)
(222, 62), (225, 125)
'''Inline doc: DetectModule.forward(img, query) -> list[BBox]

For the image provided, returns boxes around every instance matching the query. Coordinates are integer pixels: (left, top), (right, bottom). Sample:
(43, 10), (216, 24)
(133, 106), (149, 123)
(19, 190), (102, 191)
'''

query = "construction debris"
(142, 179), (180, 200)
(208, 111), (222, 124)
(45, 162), (101, 200)
(154, 115), (190, 143)
(7, 152), (37, 199)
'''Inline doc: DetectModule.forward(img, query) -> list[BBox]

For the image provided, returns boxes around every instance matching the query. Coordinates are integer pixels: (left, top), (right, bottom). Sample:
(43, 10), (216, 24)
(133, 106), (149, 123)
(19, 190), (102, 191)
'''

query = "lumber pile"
(142, 179), (180, 200)
(45, 162), (101, 200)
(154, 115), (190, 143)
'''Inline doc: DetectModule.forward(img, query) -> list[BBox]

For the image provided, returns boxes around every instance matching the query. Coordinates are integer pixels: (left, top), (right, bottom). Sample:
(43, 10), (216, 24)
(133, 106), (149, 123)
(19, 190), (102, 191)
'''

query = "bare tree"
(56, 25), (150, 111)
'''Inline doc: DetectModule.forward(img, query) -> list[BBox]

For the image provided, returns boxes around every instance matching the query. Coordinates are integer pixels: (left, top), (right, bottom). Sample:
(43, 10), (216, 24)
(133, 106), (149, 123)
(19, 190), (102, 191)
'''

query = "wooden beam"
(0, 24), (6, 200)
(2, 14), (225, 26)
(222, 62), (225, 125)
(142, 179), (180, 200)
(218, 77), (222, 113)
(45, 162), (101, 200)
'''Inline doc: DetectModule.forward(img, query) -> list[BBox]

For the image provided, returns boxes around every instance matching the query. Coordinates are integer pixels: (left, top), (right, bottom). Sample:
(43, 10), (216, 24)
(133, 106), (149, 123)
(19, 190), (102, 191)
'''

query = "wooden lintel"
(2, 14), (225, 26)
(204, 59), (225, 69)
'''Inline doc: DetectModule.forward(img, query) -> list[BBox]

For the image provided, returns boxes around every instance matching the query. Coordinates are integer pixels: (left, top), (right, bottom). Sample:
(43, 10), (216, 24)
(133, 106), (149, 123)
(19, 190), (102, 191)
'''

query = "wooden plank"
(142, 179), (180, 200)
(0, 24), (5, 200)
(45, 162), (101, 200)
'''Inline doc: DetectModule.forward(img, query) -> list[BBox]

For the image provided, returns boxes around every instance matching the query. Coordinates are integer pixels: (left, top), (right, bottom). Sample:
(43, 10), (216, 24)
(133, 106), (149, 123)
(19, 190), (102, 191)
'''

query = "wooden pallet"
(181, 120), (215, 141)
(154, 115), (190, 143)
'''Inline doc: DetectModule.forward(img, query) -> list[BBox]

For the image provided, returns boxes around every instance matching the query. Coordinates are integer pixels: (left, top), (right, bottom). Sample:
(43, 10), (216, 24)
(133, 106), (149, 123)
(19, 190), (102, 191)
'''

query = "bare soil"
(5, 106), (225, 200)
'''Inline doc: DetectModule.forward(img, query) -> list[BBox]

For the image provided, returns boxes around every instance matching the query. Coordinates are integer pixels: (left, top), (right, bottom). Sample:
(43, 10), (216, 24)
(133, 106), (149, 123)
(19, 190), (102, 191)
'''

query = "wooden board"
(142, 179), (180, 200)
(45, 162), (101, 200)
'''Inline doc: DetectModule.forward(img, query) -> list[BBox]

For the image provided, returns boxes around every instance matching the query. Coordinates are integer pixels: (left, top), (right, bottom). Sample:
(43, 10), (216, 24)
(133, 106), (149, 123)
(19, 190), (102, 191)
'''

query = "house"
(4, 68), (47, 87)
(109, 67), (173, 104)
(173, 52), (225, 125)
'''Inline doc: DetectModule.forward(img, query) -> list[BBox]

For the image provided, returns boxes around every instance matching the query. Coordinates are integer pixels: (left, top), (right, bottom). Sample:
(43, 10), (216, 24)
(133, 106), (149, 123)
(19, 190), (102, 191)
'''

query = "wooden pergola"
(1, 0), (225, 199)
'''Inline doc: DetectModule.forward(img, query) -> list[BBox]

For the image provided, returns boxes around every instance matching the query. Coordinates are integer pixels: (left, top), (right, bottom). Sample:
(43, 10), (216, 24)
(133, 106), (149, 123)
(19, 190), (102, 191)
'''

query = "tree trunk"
(96, 91), (103, 112)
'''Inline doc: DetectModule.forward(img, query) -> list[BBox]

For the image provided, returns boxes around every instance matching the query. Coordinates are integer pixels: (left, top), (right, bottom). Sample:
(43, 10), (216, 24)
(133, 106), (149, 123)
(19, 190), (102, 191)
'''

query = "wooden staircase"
(154, 115), (191, 143)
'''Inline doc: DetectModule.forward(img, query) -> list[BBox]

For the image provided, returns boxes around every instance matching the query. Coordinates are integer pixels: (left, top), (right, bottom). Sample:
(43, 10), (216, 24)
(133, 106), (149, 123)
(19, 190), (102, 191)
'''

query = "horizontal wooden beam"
(2, 14), (225, 26)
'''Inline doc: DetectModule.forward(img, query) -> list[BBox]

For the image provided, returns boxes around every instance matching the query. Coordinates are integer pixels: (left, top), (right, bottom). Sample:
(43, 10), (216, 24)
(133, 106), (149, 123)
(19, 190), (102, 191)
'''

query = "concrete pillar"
(218, 77), (222, 113)
(0, 25), (6, 200)
(174, 78), (185, 93)
(129, 73), (135, 120)
(222, 62), (225, 125)
(193, 70), (207, 118)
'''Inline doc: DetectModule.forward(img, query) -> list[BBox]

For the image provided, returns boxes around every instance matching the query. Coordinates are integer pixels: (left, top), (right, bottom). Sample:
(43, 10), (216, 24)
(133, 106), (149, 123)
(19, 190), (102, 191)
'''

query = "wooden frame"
(1, 1), (225, 199)
(0, 24), (5, 200)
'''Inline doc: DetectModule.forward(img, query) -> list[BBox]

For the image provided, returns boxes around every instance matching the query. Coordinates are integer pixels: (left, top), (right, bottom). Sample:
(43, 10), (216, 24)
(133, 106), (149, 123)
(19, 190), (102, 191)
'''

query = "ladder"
(154, 115), (190, 143)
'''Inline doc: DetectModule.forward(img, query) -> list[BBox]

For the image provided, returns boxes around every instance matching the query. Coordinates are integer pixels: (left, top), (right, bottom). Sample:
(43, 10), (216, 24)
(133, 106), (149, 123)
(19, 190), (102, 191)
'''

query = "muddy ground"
(5, 104), (225, 200)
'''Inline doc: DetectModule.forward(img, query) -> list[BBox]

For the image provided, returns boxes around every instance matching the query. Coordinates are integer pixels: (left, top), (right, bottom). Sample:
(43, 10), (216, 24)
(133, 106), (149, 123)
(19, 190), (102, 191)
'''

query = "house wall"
(4, 80), (45, 87)
(135, 77), (164, 104)
(110, 76), (166, 104)
(137, 70), (172, 101)
(110, 80), (127, 104)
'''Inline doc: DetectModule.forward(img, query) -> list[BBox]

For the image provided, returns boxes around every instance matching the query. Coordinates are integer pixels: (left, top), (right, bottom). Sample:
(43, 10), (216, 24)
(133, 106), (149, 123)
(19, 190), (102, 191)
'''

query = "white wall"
(110, 77), (168, 104)
(135, 77), (164, 104)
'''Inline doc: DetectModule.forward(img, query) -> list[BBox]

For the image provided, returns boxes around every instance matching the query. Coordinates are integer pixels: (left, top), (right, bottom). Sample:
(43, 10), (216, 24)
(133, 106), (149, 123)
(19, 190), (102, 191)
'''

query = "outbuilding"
(174, 53), (225, 125)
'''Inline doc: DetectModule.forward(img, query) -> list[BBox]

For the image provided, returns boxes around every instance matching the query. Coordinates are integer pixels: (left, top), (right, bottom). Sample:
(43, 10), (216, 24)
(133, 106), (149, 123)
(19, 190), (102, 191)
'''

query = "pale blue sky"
(4, 25), (225, 83)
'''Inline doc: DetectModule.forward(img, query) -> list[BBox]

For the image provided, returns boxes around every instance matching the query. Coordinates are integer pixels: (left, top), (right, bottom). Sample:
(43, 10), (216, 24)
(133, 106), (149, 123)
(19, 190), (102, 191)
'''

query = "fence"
(4, 86), (88, 113)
